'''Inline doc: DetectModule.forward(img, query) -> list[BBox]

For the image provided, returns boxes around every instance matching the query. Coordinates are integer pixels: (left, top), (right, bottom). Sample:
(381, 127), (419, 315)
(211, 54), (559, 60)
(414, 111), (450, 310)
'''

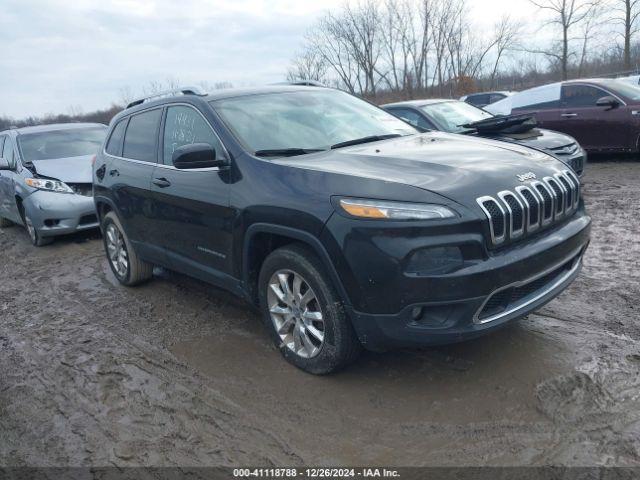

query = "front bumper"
(23, 190), (99, 237)
(326, 209), (591, 351)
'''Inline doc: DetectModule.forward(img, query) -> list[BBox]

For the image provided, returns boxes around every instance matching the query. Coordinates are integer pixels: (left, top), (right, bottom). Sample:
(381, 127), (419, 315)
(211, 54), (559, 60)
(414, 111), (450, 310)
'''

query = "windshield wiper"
(330, 134), (401, 149)
(254, 148), (325, 157)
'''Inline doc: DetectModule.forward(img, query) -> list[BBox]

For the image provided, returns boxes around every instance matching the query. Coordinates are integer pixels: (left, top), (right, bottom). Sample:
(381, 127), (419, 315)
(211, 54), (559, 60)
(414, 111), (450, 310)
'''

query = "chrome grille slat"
(557, 173), (573, 212)
(515, 185), (541, 233)
(477, 196), (506, 245)
(563, 169), (581, 209)
(498, 190), (525, 239)
(544, 176), (565, 219)
(477, 172), (581, 247)
(532, 181), (554, 225)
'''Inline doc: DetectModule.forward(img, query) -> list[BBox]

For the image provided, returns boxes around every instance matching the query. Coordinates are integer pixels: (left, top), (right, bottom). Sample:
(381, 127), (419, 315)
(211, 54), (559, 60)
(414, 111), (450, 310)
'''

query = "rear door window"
(122, 109), (162, 162)
(561, 85), (610, 108)
(106, 119), (128, 156)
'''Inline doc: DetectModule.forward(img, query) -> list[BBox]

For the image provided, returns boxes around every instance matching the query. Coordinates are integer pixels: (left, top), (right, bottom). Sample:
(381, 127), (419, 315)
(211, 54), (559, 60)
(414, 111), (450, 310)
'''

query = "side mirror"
(0, 157), (10, 170)
(172, 143), (228, 170)
(596, 96), (620, 110)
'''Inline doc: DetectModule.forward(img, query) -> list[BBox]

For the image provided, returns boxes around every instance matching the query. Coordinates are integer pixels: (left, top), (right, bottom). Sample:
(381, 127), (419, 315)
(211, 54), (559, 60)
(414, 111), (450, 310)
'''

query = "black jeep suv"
(93, 86), (591, 374)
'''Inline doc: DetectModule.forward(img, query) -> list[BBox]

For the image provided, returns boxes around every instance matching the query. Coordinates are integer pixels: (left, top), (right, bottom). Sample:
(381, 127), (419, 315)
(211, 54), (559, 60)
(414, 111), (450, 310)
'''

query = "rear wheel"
(102, 211), (153, 286)
(259, 244), (361, 374)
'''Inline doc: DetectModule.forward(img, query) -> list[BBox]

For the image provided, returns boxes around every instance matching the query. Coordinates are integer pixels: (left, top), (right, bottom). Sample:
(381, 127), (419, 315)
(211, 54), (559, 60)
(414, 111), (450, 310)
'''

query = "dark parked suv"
(94, 86), (591, 374)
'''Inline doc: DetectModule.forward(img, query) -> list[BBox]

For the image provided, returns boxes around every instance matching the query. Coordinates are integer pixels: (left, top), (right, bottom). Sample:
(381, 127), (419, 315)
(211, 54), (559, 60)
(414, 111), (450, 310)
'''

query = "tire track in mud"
(0, 234), (301, 466)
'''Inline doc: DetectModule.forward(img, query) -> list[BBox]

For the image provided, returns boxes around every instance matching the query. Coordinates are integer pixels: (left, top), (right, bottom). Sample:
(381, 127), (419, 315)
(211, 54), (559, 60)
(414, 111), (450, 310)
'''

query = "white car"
(616, 75), (640, 86)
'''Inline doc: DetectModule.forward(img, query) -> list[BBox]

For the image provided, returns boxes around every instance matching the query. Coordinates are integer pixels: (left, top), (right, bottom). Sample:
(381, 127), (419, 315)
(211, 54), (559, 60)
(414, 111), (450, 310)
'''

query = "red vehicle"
(486, 79), (640, 153)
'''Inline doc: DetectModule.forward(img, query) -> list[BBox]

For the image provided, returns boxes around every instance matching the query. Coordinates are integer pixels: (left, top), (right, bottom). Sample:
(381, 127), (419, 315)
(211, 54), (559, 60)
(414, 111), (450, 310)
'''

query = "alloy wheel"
(267, 269), (325, 358)
(24, 216), (37, 243)
(106, 223), (129, 278)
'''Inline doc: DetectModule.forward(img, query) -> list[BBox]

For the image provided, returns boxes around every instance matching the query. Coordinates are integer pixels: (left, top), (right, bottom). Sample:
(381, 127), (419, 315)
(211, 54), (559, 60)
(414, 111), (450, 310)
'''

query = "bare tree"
(529, 0), (601, 80)
(489, 16), (523, 88)
(286, 48), (329, 84)
(577, 1), (605, 74)
(611, 0), (640, 69)
(142, 77), (181, 96)
(118, 86), (135, 106)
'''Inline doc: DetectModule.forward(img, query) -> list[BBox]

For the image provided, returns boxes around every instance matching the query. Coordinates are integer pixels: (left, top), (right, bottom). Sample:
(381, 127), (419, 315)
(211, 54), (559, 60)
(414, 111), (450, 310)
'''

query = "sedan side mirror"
(596, 96), (620, 110)
(0, 157), (10, 170)
(172, 143), (228, 170)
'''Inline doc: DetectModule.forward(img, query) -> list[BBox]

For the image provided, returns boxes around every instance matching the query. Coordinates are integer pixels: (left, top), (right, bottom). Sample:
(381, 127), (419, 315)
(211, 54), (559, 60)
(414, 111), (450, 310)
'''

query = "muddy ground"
(0, 160), (639, 467)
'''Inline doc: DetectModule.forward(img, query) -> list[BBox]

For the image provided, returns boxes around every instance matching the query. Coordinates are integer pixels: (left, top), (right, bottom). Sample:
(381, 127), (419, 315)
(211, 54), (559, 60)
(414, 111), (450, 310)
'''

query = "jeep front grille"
(476, 170), (580, 246)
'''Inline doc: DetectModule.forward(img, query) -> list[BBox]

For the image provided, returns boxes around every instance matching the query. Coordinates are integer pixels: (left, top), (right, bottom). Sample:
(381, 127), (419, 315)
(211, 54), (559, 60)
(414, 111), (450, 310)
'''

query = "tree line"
(287, 0), (640, 101)
(4, 0), (640, 128)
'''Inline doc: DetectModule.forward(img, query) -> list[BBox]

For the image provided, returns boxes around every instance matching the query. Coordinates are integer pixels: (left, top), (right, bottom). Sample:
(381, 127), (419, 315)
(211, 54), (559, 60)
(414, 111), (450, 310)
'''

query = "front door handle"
(561, 113), (578, 118)
(153, 177), (171, 188)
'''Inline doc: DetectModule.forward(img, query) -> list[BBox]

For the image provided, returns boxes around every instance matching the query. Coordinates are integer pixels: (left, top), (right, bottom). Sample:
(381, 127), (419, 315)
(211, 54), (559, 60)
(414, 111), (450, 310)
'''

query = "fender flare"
(242, 223), (352, 307)
(93, 195), (121, 225)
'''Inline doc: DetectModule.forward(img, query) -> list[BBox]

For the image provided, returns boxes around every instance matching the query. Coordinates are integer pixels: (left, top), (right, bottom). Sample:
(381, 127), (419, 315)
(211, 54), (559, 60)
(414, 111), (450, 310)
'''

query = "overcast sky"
(0, 0), (541, 119)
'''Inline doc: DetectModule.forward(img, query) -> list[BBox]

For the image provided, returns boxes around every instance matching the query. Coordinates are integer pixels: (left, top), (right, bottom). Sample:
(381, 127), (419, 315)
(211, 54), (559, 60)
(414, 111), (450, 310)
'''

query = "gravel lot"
(1, 160), (639, 467)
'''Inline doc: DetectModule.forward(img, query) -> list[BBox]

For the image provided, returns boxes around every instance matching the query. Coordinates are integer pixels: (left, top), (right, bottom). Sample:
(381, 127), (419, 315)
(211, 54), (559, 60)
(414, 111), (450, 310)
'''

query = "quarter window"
(561, 85), (609, 108)
(0, 136), (5, 158)
(123, 109), (162, 162)
(106, 119), (127, 156)
(162, 106), (224, 166)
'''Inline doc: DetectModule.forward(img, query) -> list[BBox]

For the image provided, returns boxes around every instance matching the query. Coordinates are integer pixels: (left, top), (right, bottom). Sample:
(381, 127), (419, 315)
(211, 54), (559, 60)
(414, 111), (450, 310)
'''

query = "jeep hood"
(31, 155), (94, 183)
(276, 132), (569, 203)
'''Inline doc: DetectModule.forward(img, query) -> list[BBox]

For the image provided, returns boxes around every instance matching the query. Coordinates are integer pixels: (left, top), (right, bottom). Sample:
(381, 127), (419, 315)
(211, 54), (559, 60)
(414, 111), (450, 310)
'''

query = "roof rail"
(126, 86), (207, 109)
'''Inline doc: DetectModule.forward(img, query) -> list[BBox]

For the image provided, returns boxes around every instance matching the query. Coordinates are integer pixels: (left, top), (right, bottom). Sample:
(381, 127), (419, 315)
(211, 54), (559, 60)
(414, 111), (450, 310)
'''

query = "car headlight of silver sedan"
(25, 178), (74, 194)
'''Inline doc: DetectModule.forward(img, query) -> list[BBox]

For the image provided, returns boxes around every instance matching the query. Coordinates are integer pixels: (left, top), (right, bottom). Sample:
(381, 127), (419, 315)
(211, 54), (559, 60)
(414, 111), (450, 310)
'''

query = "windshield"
(420, 101), (493, 133)
(211, 90), (417, 155)
(18, 127), (107, 161)
(597, 80), (640, 100)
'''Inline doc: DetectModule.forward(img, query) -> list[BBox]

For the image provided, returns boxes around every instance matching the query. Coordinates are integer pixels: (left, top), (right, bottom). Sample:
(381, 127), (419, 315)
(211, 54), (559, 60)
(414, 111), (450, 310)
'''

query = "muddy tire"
(102, 211), (153, 286)
(19, 208), (53, 247)
(258, 244), (361, 375)
(0, 216), (13, 228)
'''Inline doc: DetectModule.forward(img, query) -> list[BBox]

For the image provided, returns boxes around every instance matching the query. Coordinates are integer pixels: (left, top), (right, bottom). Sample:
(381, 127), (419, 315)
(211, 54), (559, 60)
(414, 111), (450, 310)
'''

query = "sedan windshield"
(18, 127), (107, 161)
(211, 90), (417, 156)
(421, 101), (493, 133)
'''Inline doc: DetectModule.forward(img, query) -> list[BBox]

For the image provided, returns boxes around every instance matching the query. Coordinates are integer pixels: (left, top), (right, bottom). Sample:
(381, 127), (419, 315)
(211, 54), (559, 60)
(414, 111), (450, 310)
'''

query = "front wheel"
(259, 244), (361, 374)
(102, 211), (153, 286)
(20, 209), (53, 246)
(0, 216), (13, 228)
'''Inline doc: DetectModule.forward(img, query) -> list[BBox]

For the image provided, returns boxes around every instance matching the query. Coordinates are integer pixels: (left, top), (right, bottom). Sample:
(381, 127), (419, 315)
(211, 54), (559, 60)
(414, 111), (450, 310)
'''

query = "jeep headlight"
(25, 178), (74, 194)
(338, 198), (456, 220)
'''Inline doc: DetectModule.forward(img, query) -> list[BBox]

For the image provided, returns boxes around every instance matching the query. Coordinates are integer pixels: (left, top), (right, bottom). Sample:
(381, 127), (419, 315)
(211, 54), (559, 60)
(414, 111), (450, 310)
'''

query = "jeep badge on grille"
(517, 172), (537, 182)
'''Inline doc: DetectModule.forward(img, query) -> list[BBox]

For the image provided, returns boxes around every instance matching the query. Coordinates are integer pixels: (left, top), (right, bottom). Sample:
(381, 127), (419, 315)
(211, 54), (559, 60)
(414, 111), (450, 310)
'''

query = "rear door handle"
(561, 113), (578, 118)
(153, 177), (171, 188)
